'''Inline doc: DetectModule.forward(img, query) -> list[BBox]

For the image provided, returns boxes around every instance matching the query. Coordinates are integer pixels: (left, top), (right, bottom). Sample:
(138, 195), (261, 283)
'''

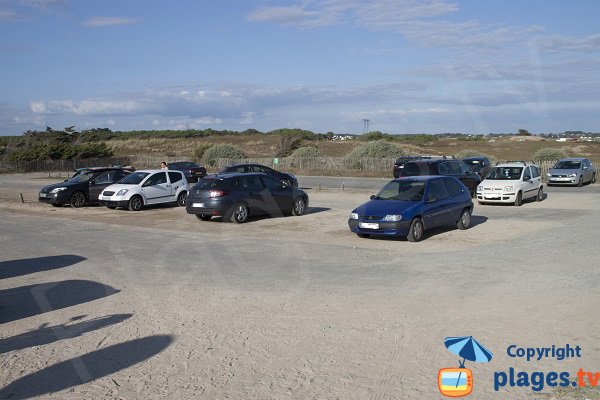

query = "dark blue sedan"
(348, 176), (474, 242)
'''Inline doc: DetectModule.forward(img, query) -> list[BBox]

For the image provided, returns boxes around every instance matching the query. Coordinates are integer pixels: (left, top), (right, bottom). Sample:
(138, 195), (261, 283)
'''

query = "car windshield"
(194, 178), (225, 190)
(119, 172), (150, 185)
(486, 167), (523, 180)
(553, 161), (581, 169)
(68, 171), (95, 183)
(374, 181), (425, 201)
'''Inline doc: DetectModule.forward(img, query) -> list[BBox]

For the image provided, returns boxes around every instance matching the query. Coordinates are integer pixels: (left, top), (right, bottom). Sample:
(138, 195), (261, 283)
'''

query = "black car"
(39, 167), (132, 207)
(186, 173), (308, 223)
(166, 161), (207, 182)
(393, 155), (453, 178)
(218, 163), (297, 187)
(462, 156), (492, 179)
(393, 159), (481, 196)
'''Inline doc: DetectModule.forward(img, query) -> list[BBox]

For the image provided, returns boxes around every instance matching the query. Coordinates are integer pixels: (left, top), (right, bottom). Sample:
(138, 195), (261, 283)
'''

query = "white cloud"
(0, 9), (25, 21)
(83, 16), (142, 27)
(534, 33), (600, 53)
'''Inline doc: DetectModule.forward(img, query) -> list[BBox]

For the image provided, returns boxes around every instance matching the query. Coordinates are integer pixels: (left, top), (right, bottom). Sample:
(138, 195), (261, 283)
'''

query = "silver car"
(547, 158), (596, 186)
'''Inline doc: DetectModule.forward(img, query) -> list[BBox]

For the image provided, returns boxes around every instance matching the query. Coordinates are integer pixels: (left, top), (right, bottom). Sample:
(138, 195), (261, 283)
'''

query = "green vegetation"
(290, 146), (321, 158)
(202, 143), (246, 166)
(533, 147), (567, 161)
(192, 143), (213, 162)
(345, 140), (406, 168)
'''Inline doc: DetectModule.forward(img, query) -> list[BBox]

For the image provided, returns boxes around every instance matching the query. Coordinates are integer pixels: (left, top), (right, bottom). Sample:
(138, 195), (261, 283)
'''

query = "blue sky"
(1, 0), (600, 135)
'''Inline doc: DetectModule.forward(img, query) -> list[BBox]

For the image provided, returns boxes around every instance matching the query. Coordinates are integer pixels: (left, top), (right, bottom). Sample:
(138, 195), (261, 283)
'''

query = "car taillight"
(208, 190), (225, 197)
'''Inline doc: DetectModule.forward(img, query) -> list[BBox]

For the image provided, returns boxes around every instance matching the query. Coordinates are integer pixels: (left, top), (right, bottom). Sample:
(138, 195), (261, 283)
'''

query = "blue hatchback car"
(348, 176), (474, 242)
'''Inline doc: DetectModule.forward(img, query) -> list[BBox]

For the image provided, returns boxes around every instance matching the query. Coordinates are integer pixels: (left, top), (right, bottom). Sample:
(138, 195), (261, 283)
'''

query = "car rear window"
(168, 171), (183, 183)
(194, 178), (227, 190)
(397, 162), (430, 176)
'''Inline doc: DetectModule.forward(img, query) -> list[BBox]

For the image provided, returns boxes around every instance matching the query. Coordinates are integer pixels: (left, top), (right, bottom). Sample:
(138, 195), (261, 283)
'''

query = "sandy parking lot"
(1, 174), (599, 399)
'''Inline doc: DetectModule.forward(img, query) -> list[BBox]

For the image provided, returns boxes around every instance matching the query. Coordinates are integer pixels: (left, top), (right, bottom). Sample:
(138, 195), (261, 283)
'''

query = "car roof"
(405, 159), (458, 165)
(494, 162), (530, 167)
(207, 172), (267, 179)
(391, 175), (447, 182)
(463, 156), (488, 161)
(135, 169), (183, 174)
(557, 157), (587, 161)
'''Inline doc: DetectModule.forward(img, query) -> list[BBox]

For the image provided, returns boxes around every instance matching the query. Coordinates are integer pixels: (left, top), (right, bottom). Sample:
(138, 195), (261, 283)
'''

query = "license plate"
(359, 222), (379, 229)
(102, 196), (112, 201)
(39, 193), (47, 198)
(192, 203), (205, 208)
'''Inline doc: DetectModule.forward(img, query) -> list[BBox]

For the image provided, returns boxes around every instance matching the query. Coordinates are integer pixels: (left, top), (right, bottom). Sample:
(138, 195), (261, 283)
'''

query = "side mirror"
(583, 166), (589, 170)
(427, 196), (438, 203)
(370, 195), (376, 200)
(142, 180), (152, 187)
(63, 179), (68, 182)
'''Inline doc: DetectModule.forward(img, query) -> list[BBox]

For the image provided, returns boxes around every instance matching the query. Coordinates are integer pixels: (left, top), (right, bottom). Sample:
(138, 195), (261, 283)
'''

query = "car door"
(442, 177), (468, 222)
(521, 166), (537, 199)
(88, 171), (112, 201)
(582, 159), (592, 182)
(168, 171), (185, 193)
(238, 175), (265, 213)
(142, 172), (171, 204)
(423, 178), (452, 228)
(260, 175), (292, 214)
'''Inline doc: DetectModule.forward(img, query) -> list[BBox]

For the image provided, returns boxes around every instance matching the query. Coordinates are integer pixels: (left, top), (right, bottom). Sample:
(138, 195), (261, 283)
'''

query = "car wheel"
(592, 173), (596, 183)
(407, 218), (424, 242)
(177, 191), (187, 206)
(291, 197), (306, 216)
(577, 176), (583, 187)
(456, 209), (471, 230)
(128, 195), (143, 211)
(69, 191), (87, 208)
(230, 203), (249, 223)
(196, 214), (212, 221)
(514, 191), (522, 207)
(357, 233), (370, 238)
(536, 187), (544, 202)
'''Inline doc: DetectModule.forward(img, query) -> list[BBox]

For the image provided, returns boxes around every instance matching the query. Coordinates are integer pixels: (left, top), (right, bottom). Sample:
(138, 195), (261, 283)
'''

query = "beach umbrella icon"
(444, 336), (493, 389)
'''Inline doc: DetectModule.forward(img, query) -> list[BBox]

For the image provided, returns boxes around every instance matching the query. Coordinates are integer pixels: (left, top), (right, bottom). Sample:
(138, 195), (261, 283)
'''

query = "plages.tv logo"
(439, 336), (493, 397)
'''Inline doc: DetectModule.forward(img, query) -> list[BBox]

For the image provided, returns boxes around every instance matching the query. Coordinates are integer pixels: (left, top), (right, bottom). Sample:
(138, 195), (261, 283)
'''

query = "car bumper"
(547, 177), (579, 185)
(99, 199), (130, 208)
(186, 198), (233, 217)
(476, 192), (517, 203)
(38, 192), (68, 204)
(348, 219), (412, 236)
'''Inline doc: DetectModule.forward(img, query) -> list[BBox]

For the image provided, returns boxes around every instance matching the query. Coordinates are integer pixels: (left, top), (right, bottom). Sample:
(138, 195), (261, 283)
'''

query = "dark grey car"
(547, 158), (596, 186)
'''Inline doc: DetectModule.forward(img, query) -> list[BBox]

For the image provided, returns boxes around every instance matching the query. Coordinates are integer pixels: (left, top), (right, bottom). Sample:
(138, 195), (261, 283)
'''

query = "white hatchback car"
(476, 161), (543, 206)
(99, 169), (189, 211)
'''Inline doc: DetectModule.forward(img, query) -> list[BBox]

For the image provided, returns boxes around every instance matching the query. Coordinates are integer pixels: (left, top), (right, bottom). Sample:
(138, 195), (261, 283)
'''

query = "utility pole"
(363, 119), (370, 134)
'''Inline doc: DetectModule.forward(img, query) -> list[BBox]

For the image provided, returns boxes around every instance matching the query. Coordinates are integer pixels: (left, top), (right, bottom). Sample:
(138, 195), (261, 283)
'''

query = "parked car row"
(37, 156), (595, 242)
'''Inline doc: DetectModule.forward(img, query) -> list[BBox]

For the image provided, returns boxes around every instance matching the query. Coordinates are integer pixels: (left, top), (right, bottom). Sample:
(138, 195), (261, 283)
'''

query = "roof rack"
(495, 160), (535, 166)
(396, 155), (455, 162)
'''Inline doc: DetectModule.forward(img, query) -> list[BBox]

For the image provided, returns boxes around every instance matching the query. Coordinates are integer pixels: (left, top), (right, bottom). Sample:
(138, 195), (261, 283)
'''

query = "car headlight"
(546, 173), (552, 177)
(383, 214), (402, 222)
(504, 186), (514, 192)
(49, 187), (66, 193)
(477, 185), (483, 191)
(116, 189), (129, 196)
(350, 212), (359, 220)
(568, 173), (577, 178)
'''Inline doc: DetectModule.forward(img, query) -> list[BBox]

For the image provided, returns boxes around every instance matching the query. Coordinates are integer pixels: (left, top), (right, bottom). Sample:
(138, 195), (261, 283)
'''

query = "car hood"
(40, 180), (81, 192)
(548, 168), (580, 175)
(102, 183), (138, 192)
(353, 199), (419, 216)
(479, 179), (519, 188)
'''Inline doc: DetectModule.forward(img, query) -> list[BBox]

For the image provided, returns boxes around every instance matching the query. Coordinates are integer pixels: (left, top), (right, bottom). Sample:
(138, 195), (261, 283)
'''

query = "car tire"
(291, 197), (306, 216)
(407, 218), (424, 242)
(230, 203), (249, 223)
(514, 191), (522, 207)
(69, 191), (87, 208)
(592, 173), (596, 183)
(51, 203), (62, 207)
(177, 191), (187, 207)
(456, 209), (471, 230)
(128, 195), (143, 211)
(536, 187), (544, 202)
(577, 176), (583, 187)
(357, 233), (370, 238)
(196, 214), (212, 221)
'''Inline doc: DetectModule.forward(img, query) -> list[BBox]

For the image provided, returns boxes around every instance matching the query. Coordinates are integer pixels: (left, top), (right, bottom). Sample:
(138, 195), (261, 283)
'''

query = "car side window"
(458, 161), (471, 174)
(530, 166), (540, 178)
(114, 171), (128, 182)
(261, 176), (283, 191)
(427, 179), (449, 201)
(523, 167), (532, 181)
(93, 171), (112, 184)
(443, 178), (464, 197)
(239, 176), (263, 191)
(146, 172), (167, 186)
(232, 166), (245, 173)
(168, 171), (183, 183)
(252, 165), (267, 173)
(438, 162), (450, 174)
(447, 161), (462, 174)
(583, 159), (591, 168)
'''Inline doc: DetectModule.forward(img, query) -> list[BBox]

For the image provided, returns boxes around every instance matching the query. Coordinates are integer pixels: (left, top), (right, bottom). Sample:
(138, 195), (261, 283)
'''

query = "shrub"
(275, 135), (303, 157)
(533, 147), (567, 161)
(290, 146), (321, 158)
(345, 140), (405, 168)
(192, 143), (212, 161)
(202, 144), (245, 166)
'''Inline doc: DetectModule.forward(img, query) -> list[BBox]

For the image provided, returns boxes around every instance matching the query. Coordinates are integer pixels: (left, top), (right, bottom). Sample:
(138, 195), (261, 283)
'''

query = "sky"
(1, 0), (600, 136)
